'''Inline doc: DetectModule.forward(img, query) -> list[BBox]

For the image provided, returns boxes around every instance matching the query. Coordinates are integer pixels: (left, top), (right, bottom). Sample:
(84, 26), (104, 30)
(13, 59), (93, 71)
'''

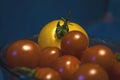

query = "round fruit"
(35, 68), (61, 80)
(39, 47), (61, 67)
(81, 45), (116, 72)
(51, 55), (81, 80)
(5, 39), (41, 68)
(61, 31), (89, 57)
(110, 62), (120, 80)
(71, 63), (109, 80)
(38, 19), (88, 49)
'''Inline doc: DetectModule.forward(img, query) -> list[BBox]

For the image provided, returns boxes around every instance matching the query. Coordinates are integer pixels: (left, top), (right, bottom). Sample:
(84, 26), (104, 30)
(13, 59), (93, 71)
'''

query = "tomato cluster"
(5, 28), (119, 80)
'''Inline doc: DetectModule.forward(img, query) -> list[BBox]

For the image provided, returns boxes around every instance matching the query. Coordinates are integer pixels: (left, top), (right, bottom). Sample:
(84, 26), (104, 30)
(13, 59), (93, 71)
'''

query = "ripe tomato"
(110, 62), (120, 80)
(61, 31), (89, 57)
(39, 47), (61, 67)
(35, 68), (61, 80)
(81, 45), (116, 73)
(71, 63), (109, 80)
(38, 19), (88, 49)
(51, 55), (81, 80)
(5, 40), (41, 69)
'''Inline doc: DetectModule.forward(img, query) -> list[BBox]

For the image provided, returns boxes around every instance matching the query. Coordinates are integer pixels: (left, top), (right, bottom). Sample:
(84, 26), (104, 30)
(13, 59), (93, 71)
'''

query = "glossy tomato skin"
(81, 45), (116, 73)
(61, 31), (89, 57)
(71, 63), (109, 80)
(35, 68), (61, 80)
(110, 62), (120, 80)
(51, 55), (81, 80)
(39, 47), (61, 67)
(5, 40), (41, 69)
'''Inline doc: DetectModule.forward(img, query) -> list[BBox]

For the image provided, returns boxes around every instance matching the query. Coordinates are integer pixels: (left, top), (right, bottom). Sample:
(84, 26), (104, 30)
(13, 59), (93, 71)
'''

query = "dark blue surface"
(86, 20), (120, 42)
(108, 0), (120, 20)
(0, 0), (108, 46)
(86, 0), (120, 42)
(0, 69), (4, 80)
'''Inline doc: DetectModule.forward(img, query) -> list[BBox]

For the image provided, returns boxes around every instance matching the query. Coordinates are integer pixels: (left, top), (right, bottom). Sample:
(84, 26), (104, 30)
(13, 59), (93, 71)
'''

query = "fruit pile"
(5, 18), (120, 80)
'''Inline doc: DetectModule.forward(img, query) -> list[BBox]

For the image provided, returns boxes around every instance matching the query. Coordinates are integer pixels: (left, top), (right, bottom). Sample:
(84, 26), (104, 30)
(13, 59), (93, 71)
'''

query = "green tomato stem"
(55, 12), (71, 39)
(13, 67), (36, 78)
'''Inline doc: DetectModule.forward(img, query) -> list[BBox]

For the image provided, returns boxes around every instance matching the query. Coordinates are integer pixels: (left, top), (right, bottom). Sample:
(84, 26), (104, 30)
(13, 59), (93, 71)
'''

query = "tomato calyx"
(13, 67), (36, 78)
(116, 53), (120, 61)
(55, 13), (71, 39)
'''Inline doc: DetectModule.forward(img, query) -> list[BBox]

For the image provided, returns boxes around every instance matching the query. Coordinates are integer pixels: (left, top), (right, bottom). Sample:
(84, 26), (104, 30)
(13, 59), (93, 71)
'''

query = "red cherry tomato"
(110, 62), (120, 80)
(5, 39), (41, 68)
(39, 47), (61, 67)
(71, 63), (109, 80)
(51, 55), (81, 80)
(61, 31), (89, 57)
(81, 45), (116, 74)
(35, 68), (61, 80)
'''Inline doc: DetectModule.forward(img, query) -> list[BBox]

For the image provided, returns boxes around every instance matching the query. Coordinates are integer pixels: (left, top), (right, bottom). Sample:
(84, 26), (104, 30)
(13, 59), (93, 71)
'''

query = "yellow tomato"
(38, 20), (88, 48)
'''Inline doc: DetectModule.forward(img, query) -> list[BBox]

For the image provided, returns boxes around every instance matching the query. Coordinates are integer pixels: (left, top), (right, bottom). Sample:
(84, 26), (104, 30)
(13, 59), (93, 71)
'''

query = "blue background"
(0, 0), (108, 45)
(87, 0), (120, 42)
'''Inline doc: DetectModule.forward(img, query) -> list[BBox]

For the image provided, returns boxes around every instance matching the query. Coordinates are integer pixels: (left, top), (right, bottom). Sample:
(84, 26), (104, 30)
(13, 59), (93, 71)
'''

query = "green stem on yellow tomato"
(55, 12), (71, 39)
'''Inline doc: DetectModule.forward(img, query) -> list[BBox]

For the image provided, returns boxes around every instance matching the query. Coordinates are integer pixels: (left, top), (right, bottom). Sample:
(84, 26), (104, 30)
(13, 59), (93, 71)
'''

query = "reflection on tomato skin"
(71, 63), (109, 80)
(35, 68), (61, 80)
(38, 47), (61, 67)
(61, 31), (88, 58)
(5, 40), (41, 68)
(51, 55), (81, 80)
(81, 45), (116, 72)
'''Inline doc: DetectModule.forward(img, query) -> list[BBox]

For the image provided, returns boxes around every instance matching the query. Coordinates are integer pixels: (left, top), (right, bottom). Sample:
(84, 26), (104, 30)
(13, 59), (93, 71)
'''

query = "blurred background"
(0, 0), (120, 45)
(0, 0), (120, 79)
